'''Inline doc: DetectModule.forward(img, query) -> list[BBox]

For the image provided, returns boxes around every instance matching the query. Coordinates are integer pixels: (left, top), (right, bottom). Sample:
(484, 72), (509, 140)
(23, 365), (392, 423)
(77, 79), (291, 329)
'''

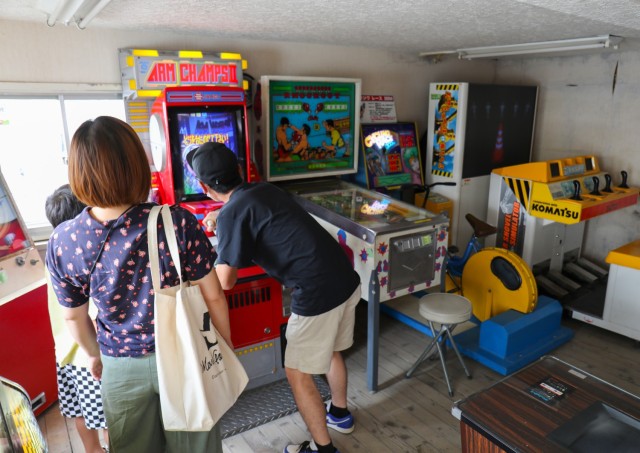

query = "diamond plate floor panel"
(220, 375), (331, 438)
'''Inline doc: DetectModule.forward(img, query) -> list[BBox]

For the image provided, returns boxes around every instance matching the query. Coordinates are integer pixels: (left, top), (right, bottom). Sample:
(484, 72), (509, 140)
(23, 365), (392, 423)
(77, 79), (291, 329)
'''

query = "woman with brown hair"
(45, 116), (230, 453)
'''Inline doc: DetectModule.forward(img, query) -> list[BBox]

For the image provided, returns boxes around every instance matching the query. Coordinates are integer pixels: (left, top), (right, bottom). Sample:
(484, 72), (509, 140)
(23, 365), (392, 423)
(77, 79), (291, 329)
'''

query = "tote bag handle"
(148, 205), (184, 292)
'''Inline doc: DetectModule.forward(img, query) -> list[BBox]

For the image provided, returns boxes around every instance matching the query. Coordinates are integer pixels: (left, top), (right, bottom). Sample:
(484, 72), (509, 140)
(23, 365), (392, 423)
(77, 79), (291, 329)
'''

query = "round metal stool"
(405, 293), (473, 396)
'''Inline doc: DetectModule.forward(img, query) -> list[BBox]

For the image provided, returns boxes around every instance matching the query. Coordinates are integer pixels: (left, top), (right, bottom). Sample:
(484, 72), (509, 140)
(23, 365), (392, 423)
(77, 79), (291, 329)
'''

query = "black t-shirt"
(215, 182), (360, 316)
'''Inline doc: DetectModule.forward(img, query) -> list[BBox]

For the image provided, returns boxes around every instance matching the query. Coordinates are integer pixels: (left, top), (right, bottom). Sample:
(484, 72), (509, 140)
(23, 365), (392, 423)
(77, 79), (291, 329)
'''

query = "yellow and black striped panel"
(435, 84), (459, 91)
(432, 169), (453, 178)
(503, 176), (531, 208)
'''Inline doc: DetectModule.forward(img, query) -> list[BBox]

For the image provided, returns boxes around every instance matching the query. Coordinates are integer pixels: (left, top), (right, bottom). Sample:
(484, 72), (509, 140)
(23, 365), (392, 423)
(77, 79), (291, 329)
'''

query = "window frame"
(0, 85), (125, 243)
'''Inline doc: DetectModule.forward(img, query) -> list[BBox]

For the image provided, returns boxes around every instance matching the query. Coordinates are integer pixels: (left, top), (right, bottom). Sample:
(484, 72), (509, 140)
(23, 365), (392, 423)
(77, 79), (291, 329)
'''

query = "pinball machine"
(260, 76), (450, 391)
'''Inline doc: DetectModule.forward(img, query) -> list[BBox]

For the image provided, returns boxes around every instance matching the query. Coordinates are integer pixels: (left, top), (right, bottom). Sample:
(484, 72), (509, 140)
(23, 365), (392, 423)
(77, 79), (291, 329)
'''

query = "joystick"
(590, 176), (601, 196)
(603, 174), (613, 193)
(619, 170), (629, 189)
(571, 180), (582, 201)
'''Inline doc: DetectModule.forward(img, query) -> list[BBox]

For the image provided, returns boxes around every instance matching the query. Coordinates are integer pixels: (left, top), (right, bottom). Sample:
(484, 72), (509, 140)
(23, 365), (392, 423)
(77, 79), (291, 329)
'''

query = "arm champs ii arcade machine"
(261, 76), (450, 392)
(120, 49), (288, 390)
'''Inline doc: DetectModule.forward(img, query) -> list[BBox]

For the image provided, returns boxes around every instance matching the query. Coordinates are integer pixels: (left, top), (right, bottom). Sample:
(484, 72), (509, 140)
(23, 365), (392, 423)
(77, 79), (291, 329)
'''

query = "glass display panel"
(262, 76), (361, 182)
(299, 185), (433, 228)
(548, 402), (640, 452)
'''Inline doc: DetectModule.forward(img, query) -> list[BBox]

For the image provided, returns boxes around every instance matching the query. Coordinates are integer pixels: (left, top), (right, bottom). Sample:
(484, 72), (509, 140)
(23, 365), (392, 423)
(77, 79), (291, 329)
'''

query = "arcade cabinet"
(453, 356), (640, 452)
(425, 83), (538, 250)
(260, 76), (450, 391)
(487, 155), (640, 337)
(0, 170), (57, 416)
(149, 85), (288, 389)
(354, 122), (424, 193)
(405, 211), (574, 376)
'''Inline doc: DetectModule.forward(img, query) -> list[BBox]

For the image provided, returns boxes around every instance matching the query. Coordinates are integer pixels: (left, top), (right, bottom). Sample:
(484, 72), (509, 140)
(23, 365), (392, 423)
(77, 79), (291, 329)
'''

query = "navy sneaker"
(283, 440), (340, 453)
(326, 402), (355, 434)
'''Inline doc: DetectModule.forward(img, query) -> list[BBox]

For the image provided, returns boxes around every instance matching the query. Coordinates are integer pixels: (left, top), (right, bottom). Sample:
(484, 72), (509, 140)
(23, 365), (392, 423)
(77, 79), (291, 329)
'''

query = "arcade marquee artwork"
(431, 88), (459, 179)
(261, 76), (361, 182)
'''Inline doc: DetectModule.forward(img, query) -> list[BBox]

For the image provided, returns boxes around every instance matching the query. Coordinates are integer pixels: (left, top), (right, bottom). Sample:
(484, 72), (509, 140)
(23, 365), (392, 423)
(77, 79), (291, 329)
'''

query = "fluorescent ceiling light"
(77, 0), (112, 29)
(459, 35), (622, 60)
(421, 35), (623, 60)
(47, 0), (112, 29)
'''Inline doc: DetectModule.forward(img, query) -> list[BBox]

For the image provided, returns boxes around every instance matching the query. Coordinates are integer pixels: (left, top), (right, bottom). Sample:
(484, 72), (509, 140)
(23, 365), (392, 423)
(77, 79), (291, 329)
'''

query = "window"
(0, 95), (126, 241)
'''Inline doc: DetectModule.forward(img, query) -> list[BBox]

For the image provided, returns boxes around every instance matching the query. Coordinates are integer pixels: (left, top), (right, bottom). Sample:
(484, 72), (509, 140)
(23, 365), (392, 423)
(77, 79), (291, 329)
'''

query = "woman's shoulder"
(136, 203), (194, 220)
(167, 203), (198, 223)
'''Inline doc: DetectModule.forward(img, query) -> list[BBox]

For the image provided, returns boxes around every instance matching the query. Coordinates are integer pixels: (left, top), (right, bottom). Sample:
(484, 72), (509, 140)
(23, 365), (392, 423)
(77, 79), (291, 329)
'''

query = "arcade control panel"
(493, 155), (639, 225)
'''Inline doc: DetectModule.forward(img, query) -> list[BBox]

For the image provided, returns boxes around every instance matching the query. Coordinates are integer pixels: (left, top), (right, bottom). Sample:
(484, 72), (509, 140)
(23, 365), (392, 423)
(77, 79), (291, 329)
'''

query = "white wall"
(0, 19), (494, 136)
(497, 51), (640, 263)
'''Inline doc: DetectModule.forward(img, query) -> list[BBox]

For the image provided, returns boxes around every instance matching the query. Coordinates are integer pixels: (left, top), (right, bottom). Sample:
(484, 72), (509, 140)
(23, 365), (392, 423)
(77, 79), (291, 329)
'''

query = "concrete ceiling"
(3, 0), (640, 55)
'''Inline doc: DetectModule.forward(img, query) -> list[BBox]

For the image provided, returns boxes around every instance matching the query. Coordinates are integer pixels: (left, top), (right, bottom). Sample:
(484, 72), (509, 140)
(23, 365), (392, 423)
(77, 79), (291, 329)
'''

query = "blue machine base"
(381, 295), (574, 376)
(454, 296), (573, 375)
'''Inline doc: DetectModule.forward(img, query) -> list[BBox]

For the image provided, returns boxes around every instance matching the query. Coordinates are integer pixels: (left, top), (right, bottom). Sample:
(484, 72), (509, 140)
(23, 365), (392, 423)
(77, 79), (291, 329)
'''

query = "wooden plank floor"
(38, 303), (640, 452)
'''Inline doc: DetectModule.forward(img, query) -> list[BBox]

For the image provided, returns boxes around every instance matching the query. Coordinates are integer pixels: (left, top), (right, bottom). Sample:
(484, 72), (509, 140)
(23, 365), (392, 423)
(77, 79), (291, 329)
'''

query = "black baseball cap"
(186, 142), (242, 188)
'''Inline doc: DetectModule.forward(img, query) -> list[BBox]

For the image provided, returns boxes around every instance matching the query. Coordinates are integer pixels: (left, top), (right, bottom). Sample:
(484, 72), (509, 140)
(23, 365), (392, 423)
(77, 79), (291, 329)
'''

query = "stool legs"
(405, 328), (442, 378)
(444, 325), (472, 381)
(406, 321), (472, 397)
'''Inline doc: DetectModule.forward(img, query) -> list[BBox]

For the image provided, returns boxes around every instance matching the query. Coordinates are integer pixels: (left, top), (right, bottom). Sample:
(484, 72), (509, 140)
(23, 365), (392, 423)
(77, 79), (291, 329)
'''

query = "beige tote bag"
(148, 205), (248, 431)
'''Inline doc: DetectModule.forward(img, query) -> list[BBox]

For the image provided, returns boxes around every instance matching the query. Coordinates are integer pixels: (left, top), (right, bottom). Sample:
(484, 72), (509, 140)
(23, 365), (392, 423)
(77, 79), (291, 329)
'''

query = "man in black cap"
(187, 142), (361, 453)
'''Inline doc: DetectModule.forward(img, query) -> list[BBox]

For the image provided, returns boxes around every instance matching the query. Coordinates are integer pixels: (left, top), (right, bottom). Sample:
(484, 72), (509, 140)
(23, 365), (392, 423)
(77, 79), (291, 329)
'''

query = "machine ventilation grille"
(227, 286), (272, 310)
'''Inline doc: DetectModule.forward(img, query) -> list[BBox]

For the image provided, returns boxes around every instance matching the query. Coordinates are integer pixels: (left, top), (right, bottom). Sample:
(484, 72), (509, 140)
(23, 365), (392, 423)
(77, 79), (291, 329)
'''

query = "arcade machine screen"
(167, 106), (246, 203)
(462, 84), (537, 179)
(0, 171), (32, 260)
(356, 122), (424, 190)
(261, 76), (361, 182)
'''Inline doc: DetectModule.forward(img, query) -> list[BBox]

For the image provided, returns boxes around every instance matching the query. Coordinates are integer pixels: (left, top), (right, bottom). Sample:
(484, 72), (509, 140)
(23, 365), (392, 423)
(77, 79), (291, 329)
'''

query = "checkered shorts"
(57, 363), (107, 429)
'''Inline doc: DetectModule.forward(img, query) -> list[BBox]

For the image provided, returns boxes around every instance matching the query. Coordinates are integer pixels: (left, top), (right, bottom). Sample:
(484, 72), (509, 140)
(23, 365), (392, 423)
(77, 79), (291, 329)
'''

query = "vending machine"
(425, 83), (538, 248)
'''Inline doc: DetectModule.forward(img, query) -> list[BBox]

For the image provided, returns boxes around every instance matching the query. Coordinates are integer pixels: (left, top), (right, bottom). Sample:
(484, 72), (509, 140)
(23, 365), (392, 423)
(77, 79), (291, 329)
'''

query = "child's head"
(45, 184), (86, 228)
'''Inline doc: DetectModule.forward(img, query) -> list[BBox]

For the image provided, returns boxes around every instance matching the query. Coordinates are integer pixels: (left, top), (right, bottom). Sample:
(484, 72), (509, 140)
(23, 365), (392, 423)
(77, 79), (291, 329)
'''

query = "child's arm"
(62, 304), (102, 380)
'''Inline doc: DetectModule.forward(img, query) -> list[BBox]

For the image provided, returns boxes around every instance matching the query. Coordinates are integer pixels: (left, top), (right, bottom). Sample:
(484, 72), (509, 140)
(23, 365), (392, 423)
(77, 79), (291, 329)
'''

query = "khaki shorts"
(285, 285), (361, 375)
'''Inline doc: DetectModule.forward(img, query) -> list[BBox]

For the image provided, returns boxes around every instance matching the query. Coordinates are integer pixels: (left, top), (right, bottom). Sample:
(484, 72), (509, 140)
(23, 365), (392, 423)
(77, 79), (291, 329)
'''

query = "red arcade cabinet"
(0, 171), (57, 416)
(122, 50), (289, 389)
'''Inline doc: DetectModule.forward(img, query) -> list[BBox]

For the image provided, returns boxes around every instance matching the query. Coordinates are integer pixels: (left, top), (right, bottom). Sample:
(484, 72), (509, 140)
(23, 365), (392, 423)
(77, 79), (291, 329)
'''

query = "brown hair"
(68, 116), (151, 207)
